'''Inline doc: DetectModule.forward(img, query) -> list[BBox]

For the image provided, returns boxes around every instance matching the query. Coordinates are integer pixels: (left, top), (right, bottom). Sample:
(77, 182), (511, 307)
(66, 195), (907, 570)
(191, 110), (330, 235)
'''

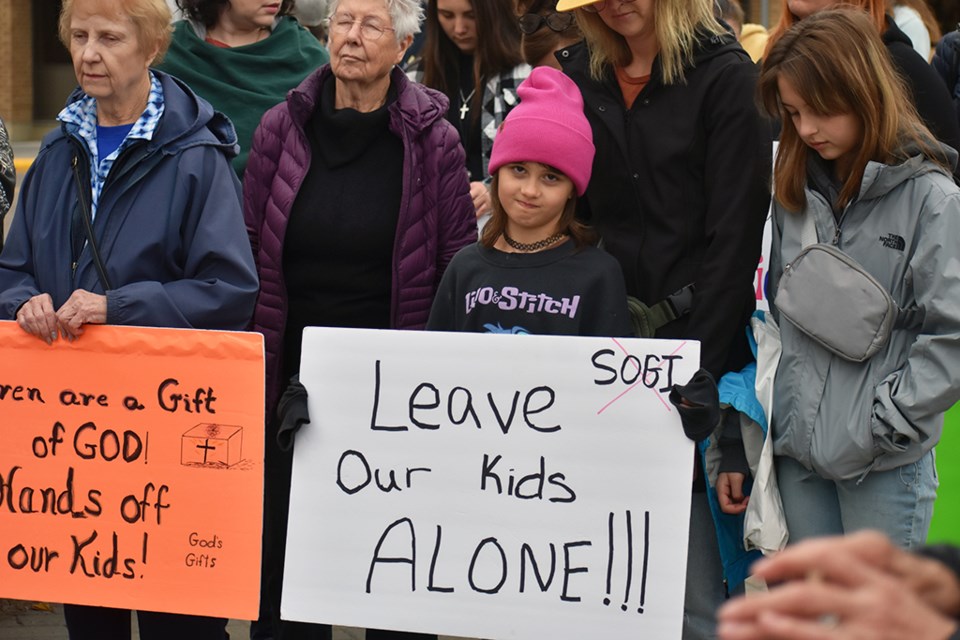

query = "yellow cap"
(555, 0), (602, 11)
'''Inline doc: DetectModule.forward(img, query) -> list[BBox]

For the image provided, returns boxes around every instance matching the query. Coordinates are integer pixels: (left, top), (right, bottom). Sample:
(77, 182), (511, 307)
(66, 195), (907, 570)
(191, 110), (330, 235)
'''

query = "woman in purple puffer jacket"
(242, 0), (476, 638)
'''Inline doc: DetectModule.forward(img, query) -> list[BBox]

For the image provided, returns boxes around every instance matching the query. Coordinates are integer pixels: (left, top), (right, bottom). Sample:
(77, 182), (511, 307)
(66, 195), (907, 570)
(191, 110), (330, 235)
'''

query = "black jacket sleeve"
(885, 21), (960, 179)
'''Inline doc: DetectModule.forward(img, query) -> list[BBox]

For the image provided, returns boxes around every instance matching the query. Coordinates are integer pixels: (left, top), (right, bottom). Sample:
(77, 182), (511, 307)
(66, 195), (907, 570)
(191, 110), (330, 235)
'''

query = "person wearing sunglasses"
(516, 0), (584, 68)
(555, 0), (771, 637)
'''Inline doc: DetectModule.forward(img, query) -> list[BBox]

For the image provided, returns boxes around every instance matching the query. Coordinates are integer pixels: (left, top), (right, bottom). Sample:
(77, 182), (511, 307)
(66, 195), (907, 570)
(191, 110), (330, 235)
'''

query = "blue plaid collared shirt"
(58, 72), (165, 220)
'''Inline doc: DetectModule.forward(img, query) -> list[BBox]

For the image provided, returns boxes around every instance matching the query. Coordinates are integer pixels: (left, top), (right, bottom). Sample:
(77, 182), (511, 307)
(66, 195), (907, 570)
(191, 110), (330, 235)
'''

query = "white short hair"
(328, 0), (424, 41)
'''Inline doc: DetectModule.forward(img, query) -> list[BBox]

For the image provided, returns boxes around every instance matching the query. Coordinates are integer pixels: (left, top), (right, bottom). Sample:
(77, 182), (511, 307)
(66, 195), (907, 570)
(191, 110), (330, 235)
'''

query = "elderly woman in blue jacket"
(0, 1), (256, 635)
(0, 0), (257, 353)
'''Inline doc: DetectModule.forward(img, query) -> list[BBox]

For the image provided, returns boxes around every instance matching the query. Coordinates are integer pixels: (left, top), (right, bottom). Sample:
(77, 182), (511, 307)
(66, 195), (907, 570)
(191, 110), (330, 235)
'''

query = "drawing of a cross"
(196, 439), (216, 464)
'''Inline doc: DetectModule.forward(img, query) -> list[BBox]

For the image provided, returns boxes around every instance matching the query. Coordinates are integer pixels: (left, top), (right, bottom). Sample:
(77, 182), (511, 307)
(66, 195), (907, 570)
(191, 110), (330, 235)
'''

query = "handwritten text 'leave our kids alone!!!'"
(325, 344), (683, 609)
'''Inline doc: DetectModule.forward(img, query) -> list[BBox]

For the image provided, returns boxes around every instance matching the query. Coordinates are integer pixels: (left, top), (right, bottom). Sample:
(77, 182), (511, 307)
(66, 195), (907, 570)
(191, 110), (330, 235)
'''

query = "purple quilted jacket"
(244, 64), (476, 415)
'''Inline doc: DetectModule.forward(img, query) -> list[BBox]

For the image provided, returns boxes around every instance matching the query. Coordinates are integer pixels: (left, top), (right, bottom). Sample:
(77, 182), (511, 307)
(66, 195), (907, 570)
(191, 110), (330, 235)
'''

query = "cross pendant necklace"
(459, 87), (477, 121)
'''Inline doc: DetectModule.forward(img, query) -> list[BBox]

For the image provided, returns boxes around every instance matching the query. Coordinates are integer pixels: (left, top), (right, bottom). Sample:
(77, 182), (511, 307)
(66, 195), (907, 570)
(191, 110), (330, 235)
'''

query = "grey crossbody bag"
(774, 212), (899, 363)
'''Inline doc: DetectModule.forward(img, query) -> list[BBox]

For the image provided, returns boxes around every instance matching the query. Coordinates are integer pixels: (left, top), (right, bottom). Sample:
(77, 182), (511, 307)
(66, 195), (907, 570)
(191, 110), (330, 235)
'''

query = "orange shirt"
(615, 66), (651, 109)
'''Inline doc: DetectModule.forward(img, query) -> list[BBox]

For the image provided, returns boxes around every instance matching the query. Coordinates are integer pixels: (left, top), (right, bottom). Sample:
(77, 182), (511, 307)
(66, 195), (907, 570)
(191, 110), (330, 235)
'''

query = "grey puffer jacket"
(769, 145), (960, 481)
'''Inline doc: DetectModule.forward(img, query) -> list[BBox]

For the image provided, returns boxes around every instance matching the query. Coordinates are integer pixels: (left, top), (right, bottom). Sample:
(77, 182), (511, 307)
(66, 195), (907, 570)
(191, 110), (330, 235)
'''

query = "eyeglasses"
(518, 12), (576, 35)
(326, 14), (396, 40)
(581, 0), (636, 13)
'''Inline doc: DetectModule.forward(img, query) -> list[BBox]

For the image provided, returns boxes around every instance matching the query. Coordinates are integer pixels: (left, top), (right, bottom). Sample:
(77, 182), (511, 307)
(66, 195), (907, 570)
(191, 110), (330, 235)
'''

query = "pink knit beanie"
(488, 66), (596, 196)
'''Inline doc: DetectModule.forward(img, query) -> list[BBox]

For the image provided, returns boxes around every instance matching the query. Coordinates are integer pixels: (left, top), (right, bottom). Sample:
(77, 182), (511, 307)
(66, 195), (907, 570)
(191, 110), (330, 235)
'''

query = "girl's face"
(497, 162), (574, 239)
(436, 0), (477, 54)
(786, 0), (835, 20)
(778, 75), (863, 179)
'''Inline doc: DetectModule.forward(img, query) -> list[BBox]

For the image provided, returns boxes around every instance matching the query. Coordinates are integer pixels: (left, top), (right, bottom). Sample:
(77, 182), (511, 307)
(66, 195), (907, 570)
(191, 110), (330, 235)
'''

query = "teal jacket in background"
(157, 16), (329, 177)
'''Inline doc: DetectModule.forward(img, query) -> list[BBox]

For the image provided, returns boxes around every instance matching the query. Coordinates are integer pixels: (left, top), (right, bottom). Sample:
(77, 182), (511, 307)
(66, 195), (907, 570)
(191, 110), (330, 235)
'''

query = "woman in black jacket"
(556, 0), (772, 637)
(932, 28), (960, 126)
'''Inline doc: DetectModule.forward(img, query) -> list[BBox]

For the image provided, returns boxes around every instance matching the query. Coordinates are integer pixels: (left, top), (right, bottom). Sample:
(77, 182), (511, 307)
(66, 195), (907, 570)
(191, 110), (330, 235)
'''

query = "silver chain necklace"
(458, 87), (477, 120)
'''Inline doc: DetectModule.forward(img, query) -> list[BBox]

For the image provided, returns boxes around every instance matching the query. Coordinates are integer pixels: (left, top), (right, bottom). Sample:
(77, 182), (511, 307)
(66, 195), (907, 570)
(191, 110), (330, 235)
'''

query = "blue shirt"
(58, 73), (165, 220)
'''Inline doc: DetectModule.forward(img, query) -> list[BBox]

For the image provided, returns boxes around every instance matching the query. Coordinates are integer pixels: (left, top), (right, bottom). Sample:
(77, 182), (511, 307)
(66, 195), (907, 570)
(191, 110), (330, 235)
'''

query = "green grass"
(929, 403), (960, 544)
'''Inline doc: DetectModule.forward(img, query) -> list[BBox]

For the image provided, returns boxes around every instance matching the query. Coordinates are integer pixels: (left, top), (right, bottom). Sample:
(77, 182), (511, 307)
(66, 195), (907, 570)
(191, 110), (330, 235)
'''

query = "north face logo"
(879, 233), (905, 251)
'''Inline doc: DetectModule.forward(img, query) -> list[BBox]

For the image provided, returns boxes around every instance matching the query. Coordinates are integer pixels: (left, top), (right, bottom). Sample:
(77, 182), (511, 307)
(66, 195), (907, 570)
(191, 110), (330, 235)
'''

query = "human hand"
(16, 293), (59, 344)
(718, 532), (960, 640)
(717, 471), (750, 514)
(55, 289), (107, 341)
(718, 569), (958, 640)
(746, 531), (960, 617)
(470, 181), (492, 217)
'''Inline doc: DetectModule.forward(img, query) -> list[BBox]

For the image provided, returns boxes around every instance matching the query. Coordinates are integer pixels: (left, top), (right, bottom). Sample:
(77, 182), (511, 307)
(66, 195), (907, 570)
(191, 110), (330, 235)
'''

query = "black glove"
(668, 368), (720, 443)
(276, 375), (310, 452)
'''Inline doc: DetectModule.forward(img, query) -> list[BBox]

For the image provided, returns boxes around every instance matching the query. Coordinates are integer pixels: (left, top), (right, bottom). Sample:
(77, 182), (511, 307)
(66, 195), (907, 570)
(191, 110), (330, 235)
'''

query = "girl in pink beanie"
(426, 66), (631, 336)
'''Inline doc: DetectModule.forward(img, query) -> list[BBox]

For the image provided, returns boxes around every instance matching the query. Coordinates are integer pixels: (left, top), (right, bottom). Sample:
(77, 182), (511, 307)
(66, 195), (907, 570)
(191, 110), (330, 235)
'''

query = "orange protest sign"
(0, 321), (264, 620)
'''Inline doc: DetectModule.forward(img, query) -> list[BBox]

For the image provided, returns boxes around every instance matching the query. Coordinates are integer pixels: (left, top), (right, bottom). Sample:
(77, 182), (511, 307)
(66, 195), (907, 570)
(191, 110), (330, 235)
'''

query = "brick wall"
(0, 0), (33, 127)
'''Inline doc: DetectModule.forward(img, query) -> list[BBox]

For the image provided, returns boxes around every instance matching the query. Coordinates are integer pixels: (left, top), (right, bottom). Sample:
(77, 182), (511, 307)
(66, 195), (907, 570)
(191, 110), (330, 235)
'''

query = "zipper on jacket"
(99, 140), (149, 195)
(832, 202), (854, 246)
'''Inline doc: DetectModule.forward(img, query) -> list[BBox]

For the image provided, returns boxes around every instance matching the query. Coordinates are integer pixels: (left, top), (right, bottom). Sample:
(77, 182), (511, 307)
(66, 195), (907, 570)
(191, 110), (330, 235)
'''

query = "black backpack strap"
(71, 154), (113, 291)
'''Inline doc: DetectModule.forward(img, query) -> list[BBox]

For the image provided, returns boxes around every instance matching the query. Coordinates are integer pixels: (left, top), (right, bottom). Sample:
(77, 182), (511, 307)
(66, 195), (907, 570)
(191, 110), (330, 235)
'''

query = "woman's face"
(329, 0), (409, 86)
(594, 0), (656, 45)
(68, 0), (157, 115)
(222, 0), (282, 30)
(786, 0), (836, 20)
(436, 0), (478, 54)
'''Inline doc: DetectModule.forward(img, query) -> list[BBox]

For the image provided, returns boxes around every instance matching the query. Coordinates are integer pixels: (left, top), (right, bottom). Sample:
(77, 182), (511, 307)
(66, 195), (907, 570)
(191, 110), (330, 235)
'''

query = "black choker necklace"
(503, 231), (567, 252)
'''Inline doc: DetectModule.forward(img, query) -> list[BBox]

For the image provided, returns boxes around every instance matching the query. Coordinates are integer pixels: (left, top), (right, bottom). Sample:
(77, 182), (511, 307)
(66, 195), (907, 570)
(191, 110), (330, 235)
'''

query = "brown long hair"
(421, 0), (524, 113)
(758, 6), (942, 212)
(481, 166), (596, 248)
(766, 0), (886, 58)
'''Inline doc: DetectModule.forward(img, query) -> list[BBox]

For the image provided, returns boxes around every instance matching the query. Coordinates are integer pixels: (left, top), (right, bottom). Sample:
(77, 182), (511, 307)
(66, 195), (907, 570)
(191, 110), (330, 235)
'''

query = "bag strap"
(783, 210), (819, 248)
(71, 154), (113, 291)
(627, 283), (696, 338)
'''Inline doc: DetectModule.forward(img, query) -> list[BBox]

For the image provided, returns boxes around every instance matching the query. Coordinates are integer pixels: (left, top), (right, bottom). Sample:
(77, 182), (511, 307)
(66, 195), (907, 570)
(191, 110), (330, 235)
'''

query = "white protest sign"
(284, 328), (698, 639)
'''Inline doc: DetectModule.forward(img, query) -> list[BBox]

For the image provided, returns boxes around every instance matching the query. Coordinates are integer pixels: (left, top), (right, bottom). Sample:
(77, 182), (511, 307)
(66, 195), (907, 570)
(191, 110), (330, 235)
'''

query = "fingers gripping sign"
(55, 289), (108, 341)
(16, 294), (59, 344)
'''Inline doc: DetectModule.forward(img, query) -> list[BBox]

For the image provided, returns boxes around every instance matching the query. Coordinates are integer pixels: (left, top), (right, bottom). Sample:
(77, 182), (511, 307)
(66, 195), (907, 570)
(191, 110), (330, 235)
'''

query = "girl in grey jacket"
(757, 7), (960, 550)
